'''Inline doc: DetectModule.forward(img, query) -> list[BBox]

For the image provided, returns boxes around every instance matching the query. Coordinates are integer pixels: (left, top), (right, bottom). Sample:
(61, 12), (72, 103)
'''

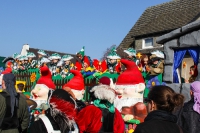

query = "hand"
(123, 114), (134, 122)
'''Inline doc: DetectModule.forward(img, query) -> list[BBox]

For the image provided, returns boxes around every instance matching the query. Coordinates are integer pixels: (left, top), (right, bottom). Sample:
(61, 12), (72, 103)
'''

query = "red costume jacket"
(76, 105), (125, 133)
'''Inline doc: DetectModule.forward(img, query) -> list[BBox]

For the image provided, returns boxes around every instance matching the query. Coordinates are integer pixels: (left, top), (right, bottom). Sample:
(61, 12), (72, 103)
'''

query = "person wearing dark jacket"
(177, 81), (200, 133)
(0, 73), (30, 133)
(134, 85), (188, 133)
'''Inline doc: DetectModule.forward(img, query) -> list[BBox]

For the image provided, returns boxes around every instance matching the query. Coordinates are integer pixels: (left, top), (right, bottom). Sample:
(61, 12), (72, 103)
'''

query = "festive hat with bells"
(115, 59), (144, 88)
(37, 66), (56, 89)
(62, 55), (73, 61)
(51, 53), (61, 60)
(12, 53), (21, 59)
(124, 48), (136, 57)
(63, 70), (85, 90)
(107, 47), (121, 59)
(27, 52), (36, 58)
(37, 49), (47, 56)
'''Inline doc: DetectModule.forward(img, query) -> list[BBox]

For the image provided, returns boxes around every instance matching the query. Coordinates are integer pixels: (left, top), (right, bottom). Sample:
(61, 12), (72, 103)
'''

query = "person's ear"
(150, 100), (156, 111)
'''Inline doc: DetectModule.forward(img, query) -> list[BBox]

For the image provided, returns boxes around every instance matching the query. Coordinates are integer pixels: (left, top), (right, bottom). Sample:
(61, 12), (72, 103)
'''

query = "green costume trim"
(93, 99), (115, 113)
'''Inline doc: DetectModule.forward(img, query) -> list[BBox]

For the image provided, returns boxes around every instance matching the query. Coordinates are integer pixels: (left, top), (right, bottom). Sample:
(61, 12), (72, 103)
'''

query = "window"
(142, 38), (153, 48)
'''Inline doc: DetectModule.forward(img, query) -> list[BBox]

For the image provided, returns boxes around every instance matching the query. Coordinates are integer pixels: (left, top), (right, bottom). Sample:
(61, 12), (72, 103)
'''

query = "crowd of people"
(0, 47), (199, 133)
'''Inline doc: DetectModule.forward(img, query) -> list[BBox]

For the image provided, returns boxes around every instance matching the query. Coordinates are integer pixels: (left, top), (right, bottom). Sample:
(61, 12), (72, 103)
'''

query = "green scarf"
(93, 99), (115, 113)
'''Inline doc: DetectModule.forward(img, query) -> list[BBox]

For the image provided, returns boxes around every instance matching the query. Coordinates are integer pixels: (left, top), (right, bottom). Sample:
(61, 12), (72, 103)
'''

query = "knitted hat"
(63, 70), (85, 90)
(115, 59), (144, 88)
(27, 52), (36, 58)
(37, 49), (47, 56)
(124, 48), (136, 57)
(37, 66), (56, 89)
(107, 47), (121, 59)
(62, 55), (73, 61)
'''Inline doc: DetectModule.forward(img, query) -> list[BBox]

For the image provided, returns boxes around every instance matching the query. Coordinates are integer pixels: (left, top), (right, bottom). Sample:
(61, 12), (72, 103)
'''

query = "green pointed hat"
(107, 47), (121, 59)
(27, 52), (36, 58)
(13, 53), (21, 59)
(37, 49), (46, 56)
(124, 48), (136, 57)
(62, 55), (73, 61)
(77, 46), (85, 57)
(51, 53), (61, 60)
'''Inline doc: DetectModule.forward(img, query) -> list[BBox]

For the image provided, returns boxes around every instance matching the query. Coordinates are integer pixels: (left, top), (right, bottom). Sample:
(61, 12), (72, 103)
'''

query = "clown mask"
(31, 84), (50, 108)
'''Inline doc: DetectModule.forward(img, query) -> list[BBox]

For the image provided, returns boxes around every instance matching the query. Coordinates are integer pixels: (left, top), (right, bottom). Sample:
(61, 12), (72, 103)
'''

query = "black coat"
(134, 110), (188, 133)
(177, 99), (200, 133)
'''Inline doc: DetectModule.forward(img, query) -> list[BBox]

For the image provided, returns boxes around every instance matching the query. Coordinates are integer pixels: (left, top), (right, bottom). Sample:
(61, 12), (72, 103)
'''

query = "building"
(117, 0), (200, 55)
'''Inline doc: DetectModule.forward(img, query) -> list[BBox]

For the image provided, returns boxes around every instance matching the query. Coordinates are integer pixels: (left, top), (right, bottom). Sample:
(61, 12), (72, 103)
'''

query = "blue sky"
(0, 0), (170, 59)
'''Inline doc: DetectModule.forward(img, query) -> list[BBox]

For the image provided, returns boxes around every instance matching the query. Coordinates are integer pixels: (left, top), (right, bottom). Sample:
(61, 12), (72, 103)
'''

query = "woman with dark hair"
(134, 85), (188, 133)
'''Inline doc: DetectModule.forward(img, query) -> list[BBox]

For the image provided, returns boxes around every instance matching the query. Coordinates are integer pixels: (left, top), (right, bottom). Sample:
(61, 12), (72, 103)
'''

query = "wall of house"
(135, 36), (163, 51)
(157, 20), (200, 102)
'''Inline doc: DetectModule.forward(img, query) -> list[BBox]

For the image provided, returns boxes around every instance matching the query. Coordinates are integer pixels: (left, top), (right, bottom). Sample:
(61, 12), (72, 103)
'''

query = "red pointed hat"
(63, 70), (85, 90)
(2, 67), (12, 74)
(37, 66), (56, 89)
(116, 59), (144, 88)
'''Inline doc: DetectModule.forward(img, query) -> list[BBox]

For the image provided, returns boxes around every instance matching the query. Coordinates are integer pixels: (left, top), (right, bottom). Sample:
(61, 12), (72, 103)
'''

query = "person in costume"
(75, 47), (95, 76)
(27, 52), (37, 69)
(0, 73), (29, 133)
(37, 49), (47, 68)
(124, 47), (140, 65)
(63, 70), (86, 112)
(76, 84), (125, 133)
(12, 53), (21, 71)
(18, 55), (27, 71)
(185, 65), (198, 83)
(29, 89), (79, 133)
(106, 47), (121, 74)
(148, 50), (164, 75)
(40, 57), (51, 67)
(31, 65), (55, 115)
(48, 53), (61, 76)
(138, 54), (150, 72)
(58, 55), (75, 78)
(114, 59), (147, 123)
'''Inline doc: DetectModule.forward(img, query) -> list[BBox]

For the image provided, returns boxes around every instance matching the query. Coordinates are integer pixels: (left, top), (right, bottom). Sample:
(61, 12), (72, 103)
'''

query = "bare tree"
(100, 44), (116, 61)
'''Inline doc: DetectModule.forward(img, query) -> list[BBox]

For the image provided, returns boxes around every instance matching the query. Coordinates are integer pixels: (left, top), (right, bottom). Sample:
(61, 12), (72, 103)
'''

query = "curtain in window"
(188, 48), (200, 65)
(173, 49), (187, 83)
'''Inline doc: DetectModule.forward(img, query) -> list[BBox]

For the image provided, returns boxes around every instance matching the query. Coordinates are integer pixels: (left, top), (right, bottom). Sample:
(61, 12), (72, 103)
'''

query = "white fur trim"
(107, 55), (121, 59)
(115, 83), (145, 93)
(114, 97), (143, 111)
(90, 85), (116, 103)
